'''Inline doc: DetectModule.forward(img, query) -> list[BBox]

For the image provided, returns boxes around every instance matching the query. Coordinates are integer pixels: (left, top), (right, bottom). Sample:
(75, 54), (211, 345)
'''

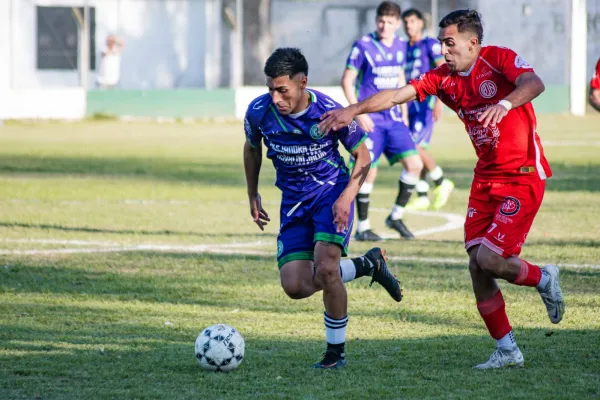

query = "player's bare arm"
(432, 58), (446, 121)
(397, 68), (410, 126)
(589, 88), (600, 112)
(478, 72), (545, 128)
(243, 141), (270, 230)
(341, 68), (375, 132)
(319, 85), (418, 134)
(333, 142), (371, 233)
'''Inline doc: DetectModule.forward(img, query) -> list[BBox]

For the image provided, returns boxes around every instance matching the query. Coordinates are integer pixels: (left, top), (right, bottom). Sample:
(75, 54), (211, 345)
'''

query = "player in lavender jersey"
(342, 1), (423, 242)
(402, 8), (455, 211)
(244, 48), (402, 369)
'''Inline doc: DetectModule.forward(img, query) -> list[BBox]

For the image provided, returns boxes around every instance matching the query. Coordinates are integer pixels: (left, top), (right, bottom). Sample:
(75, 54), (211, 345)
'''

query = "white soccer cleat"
(405, 196), (431, 211)
(537, 265), (565, 324)
(474, 347), (524, 369)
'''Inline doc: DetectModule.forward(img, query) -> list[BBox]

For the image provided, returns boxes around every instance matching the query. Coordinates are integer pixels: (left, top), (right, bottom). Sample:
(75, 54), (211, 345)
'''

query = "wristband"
(498, 99), (512, 111)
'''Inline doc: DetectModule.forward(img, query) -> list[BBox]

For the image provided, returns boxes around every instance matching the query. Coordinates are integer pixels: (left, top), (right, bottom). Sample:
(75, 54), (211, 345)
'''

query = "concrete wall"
(6, 0), (209, 89)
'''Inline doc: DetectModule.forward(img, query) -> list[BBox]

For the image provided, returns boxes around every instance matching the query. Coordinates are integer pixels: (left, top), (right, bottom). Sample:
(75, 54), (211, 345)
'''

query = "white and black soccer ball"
(195, 324), (245, 371)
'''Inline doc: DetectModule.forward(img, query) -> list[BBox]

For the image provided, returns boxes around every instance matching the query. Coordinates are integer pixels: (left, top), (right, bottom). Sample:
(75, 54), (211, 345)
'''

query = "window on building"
(37, 6), (96, 70)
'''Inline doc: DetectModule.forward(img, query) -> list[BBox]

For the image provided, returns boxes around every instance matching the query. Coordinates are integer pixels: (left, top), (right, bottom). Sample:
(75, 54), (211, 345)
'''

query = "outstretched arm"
(478, 72), (545, 128)
(319, 85), (418, 134)
(332, 142), (371, 232)
(243, 141), (270, 230)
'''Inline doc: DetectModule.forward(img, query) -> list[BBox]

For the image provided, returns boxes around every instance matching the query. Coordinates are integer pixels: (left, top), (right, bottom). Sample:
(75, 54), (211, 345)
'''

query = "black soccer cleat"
(385, 216), (415, 240)
(354, 229), (384, 242)
(365, 247), (403, 302)
(312, 348), (347, 369)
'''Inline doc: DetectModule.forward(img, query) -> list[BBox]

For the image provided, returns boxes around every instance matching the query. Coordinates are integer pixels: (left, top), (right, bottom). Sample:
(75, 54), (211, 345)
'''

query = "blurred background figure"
(96, 34), (125, 89)
(589, 57), (600, 112)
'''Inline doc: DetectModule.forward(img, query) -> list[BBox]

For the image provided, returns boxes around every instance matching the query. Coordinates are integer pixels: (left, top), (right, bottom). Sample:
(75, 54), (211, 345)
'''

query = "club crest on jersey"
(479, 80), (497, 99)
(500, 196), (520, 216)
(413, 48), (421, 58)
(514, 55), (531, 69)
(310, 124), (325, 140)
(277, 240), (284, 257)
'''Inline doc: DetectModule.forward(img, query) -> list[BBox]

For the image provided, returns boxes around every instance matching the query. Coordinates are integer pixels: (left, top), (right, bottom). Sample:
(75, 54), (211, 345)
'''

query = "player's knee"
(405, 155), (424, 175)
(476, 248), (504, 274)
(281, 279), (309, 300)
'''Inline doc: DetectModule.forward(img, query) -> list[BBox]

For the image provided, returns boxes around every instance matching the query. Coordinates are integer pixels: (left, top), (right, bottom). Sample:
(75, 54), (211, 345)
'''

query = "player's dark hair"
(439, 9), (484, 43)
(376, 1), (402, 19)
(264, 48), (308, 79)
(401, 8), (424, 21)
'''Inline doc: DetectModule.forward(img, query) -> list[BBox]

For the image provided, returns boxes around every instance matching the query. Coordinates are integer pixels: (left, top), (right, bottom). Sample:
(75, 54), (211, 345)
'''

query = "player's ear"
(469, 36), (479, 49)
(300, 75), (307, 90)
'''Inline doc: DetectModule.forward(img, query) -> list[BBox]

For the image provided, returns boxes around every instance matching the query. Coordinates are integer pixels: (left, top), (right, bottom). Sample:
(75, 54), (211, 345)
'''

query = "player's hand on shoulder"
(319, 105), (358, 135)
(477, 103), (509, 128)
(248, 193), (270, 231)
(356, 114), (374, 133)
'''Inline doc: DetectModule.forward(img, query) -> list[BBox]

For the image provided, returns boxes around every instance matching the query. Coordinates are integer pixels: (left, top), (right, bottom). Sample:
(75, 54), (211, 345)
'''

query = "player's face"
(403, 15), (423, 39)
(438, 25), (479, 72)
(266, 74), (307, 115)
(375, 15), (401, 41)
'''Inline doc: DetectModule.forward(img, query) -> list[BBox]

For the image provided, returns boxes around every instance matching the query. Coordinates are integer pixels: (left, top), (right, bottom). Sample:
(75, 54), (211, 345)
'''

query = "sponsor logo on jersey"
(514, 55), (531, 69)
(348, 120), (358, 134)
(495, 232), (506, 243)
(494, 214), (514, 224)
(467, 207), (477, 218)
(500, 196), (521, 216)
(468, 124), (500, 148)
(292, 128), (303, 135)
(244, 118), (252, 138)
(310, 124), (325, 140)
(396, 51), (404, 63)
(479, 80), (497, 99)
(324, 98), (337, 109)
(476, 67), (493, 80)
(387, 53), (393, 61)
(350, 46), (360, 60)
(375, 53), (383, 62)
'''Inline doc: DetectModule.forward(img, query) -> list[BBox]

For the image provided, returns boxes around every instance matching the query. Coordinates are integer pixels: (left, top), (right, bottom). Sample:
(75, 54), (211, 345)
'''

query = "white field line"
(543, 140), (600, 147)
(370, 208), (464, 238)
(0, 239), (598, 270)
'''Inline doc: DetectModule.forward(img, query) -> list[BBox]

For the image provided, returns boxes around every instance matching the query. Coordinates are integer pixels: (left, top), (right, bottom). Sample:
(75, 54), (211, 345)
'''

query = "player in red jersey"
(319, 9), (565, 369)
(589, 57), (600, 112)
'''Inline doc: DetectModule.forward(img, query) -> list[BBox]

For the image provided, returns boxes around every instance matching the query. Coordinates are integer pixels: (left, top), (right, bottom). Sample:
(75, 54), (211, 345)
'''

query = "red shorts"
(464, 180), (545, 258)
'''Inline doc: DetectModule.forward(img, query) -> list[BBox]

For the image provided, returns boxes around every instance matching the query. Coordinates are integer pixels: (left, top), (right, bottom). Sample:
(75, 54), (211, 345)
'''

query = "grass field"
(1, 114), (599, 399)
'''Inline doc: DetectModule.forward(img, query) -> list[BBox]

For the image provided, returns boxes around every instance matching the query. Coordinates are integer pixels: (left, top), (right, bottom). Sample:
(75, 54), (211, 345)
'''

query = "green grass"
(0, 115), (599, 399)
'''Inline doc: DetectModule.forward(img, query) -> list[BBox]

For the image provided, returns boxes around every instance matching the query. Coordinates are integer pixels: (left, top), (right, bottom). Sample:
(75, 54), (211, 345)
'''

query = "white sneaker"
(405, 196), (431, 211)
(474, 347), (524, 369)
(537, 265), (565, 324)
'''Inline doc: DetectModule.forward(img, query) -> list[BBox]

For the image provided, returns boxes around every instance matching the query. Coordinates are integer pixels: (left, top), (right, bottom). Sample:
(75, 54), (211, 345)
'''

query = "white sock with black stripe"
(324, 312), (348, 346)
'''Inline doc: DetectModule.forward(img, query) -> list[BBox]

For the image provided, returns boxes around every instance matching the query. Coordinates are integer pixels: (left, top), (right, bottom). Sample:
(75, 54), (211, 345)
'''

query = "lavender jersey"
(244, 89), (367, 203)
(346, 33), (408, 122)
(405, 37), (444, 110)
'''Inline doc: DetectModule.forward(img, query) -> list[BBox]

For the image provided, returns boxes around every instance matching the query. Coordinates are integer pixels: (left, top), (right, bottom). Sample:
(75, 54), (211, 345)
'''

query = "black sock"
(356, 193), (369, 221)
(351, 256), (372, 278)
(418, 191), (428, 197)
(395, 180), (416, 207)
(433, 176), (444, 186)
(327, 342), (345, 355)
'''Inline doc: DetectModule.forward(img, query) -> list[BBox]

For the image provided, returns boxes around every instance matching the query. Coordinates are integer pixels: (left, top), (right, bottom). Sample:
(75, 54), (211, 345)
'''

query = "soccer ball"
(195, 324), (245, 371)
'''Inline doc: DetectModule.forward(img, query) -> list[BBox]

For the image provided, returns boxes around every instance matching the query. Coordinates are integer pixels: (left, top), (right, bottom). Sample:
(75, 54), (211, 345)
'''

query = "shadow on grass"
(0, 222), (273, 240)
(0, 321), (598, 400)
(0, 154), (599, 191)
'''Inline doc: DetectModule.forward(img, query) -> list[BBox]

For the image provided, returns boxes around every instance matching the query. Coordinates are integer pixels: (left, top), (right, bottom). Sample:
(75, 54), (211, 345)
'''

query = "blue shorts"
(408, 98), (435, 148)
(277, 184), (354, 268)
(364, 112), (417, 168)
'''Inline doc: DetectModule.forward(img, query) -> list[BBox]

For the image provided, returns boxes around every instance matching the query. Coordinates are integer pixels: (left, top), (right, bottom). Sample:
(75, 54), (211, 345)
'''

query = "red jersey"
(409, 46), (551, 183)
(591, 58), (600, 90)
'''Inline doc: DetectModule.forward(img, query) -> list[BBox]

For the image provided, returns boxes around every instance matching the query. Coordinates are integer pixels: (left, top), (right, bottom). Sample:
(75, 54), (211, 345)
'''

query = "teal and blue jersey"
(345, 32), (408, 123)
(244, 89), (368, 203)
